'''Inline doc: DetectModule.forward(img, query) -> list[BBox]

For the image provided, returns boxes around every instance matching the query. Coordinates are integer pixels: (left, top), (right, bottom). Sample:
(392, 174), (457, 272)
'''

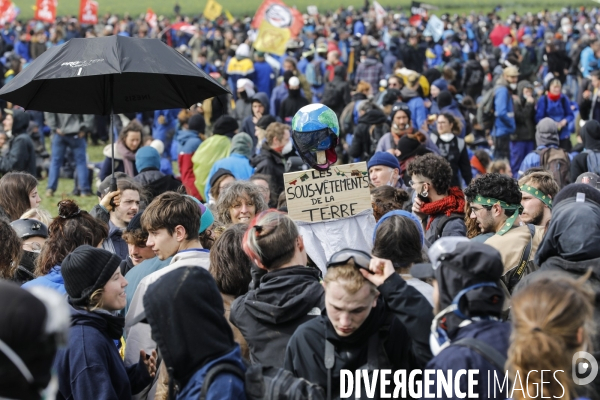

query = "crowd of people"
(1, 2), (600, 400)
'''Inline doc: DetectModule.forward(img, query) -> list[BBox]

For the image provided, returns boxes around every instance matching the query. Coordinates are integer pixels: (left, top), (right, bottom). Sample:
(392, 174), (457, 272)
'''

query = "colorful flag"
(79, 0), (98, 25)
(34, 0), (56, 23)
(373, 1), (386, 23)
(225, 9), (235, 24)
(145, 8), (157, 29)
(0, 0), (18, 24)
(253, 20), (291, 56)
(252, 0), (303, 38)
(203, 0), (223, 21)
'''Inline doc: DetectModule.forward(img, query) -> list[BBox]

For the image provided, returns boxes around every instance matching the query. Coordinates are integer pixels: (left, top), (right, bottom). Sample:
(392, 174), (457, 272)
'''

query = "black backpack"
(199, 362), (325, 400)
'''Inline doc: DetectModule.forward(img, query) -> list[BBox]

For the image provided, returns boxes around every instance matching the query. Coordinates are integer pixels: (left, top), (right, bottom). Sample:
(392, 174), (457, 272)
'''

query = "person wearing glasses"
(429, 113), (472, 188)
(408, 154), (467, 245)
(464, 173), (544, 293)
(9, 218), (49, 285)
(409, 238), (511, 400)
(230, 210), (324, 369)
(284, 249), (431, 399)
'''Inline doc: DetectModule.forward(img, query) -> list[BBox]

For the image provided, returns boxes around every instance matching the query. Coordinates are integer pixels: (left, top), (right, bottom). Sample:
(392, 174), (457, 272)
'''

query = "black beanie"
(437, 90), (453, 109)
(553, 183), (600, 207)
(126, 212), (143, 233)
(62, 245), (122, 306)
(397, 135), (422, 161)
(188, 114), (206, 134)
(212, 115), (239, 136)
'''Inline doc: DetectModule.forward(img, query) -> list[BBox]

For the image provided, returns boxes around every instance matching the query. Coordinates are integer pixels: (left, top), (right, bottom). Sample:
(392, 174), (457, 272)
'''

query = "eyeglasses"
(469, 205), (491, 216)
(327, 249), (372, 273)
(409, 180), (429, 187)
(22, 241), (42, 252)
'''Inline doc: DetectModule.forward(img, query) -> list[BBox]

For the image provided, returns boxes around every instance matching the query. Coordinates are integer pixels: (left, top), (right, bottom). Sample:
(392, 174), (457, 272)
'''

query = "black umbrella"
(0, 35), (229, 191)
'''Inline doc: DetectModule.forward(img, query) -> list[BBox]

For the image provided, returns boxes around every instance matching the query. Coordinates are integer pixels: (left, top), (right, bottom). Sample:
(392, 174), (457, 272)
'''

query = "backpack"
(586, 150), (600, 174)
(466, 67), (483, 88)
(339, 101), (356, 136)
(476, 87), (496, 131)
(535, 147), (571, 189)
(305, 60), (324, 87)
(433, 213), (464, 242)
(199, 362), (325, 400)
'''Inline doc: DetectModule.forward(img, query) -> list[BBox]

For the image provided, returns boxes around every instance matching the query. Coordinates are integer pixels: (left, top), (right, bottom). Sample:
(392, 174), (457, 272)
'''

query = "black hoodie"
(0, 110), (36, 175)
(230, 265), (324, 368)
(571, 120), (600, 180)
(348, 108), (389, 161)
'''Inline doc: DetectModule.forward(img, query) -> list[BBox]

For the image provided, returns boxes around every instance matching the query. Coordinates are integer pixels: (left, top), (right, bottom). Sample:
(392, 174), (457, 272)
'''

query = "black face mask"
(289, 88), (300, 97)
(239, 91), (248, 100)
(20, 251), (39, 276)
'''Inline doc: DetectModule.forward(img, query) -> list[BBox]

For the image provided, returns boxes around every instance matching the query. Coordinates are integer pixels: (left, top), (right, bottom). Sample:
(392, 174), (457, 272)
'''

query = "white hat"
(150, 139), (164, 155)
(288, 76), (300, 88)
(236, 78), (255, 96)
(236, 43), (250, 58)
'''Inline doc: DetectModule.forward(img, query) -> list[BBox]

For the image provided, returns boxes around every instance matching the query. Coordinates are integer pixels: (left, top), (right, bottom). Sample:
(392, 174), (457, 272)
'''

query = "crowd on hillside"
(1, 3), (600, 400)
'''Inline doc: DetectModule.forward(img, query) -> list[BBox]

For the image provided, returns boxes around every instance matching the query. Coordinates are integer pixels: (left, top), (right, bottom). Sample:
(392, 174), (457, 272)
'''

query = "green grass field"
(16, 0), (586, 21)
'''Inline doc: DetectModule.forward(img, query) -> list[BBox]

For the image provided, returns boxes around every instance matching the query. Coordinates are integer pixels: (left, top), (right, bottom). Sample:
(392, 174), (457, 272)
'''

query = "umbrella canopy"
(489, 25), (511, 47)
(0, 35), (229, 115)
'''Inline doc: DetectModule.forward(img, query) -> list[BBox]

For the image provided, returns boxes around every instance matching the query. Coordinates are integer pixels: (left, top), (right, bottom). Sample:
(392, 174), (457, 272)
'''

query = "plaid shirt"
(354, 59), (386, 93)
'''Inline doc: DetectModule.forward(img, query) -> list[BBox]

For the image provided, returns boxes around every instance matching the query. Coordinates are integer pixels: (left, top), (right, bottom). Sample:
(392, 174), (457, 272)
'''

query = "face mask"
(385, 168), (398, 187)
(282, 139), (294, 155)
(439, 133), (455, 142)
(239, 91), (248, 100)
(509, 83), (517, 90)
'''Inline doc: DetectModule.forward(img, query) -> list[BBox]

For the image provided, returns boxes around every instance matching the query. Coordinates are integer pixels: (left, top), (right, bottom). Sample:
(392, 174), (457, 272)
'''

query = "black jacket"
(322, 67), (352, 118)
(133, 169), (183, 203)
(284, 274), (430, 399)
(250, 142), (286, 197)
(571, 120), (600, 180)
(279, 91), (309, 124)
(348, 108), (388, 161)
(430, 133), (472, 187)
(511, 81), (536, 142)
(230, 265), (324, 368)
(0, 110), (36, 175)
(460, 59), (484, 97)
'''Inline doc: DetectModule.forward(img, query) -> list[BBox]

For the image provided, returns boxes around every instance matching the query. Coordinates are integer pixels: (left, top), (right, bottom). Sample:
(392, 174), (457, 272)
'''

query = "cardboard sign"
(284, 162), (372, 222)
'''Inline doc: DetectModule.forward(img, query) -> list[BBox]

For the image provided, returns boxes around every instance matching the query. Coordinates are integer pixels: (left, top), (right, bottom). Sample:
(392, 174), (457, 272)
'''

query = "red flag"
(0, 0), (17, 24)
(79, 0), (98, 25)
(34, 0), (56, 23)
(251, 0), (303, 38)
(145, 8), (157, 29)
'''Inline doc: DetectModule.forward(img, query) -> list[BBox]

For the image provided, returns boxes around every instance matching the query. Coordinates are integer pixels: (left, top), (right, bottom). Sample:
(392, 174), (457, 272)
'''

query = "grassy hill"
(15, 0), (587, 21)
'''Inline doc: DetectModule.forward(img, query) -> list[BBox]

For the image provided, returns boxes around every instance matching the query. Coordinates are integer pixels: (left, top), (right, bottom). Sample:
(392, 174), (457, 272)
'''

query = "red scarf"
(470, 155), (487, 175)
(547, 92), (561, 102)
(420, 186), (466, 231)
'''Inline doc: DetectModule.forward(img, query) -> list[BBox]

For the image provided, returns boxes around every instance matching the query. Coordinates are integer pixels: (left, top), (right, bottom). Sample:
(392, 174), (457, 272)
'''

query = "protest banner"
(34, 0), (56, 23)
(145, 8), (157, 29)
(252, 0), (303, 38)
(0, 0), (18, 24)
(79, 0), (98, 25)
(204, 0), (223, 21)
(253, 20), (291, 56)
(424, 14), (444, 42)
(284, 162), (372, 223)
(373, 1), (386, 23)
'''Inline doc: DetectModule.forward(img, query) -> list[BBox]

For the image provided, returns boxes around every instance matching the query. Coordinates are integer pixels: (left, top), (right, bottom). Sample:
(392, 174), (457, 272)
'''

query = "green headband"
(473, 195), (522, 236)
(520, 185), (553, 209)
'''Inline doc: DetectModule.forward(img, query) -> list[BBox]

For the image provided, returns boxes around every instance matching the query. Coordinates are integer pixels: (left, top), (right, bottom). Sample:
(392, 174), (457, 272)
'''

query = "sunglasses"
(326, 249), (373, 273)
(392, 103), (410, 113)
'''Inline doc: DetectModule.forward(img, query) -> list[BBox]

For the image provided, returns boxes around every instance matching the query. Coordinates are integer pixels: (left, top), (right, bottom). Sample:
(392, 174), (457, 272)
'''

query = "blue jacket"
(254, 60), (276, 98)
(426, 320), (512, 400)
(198, 63), (219, 75)
(54, 307), (152, 400)
(535, 95), (575, 141)
(176, 347), (247, 400)
(270, 83), (289, 118)
(15, 40), (31, 62)
(21, 265), (65, 294)
(297, 58), (309, 76)
(152, 109), (180, 143)
(408, 96), (428, 131)
(581, 46), (598, 78)
(205, 153), (255, 199)
(492, 86), (516, 137)
(105, 221), (129, 261)
(177, 129), (202, 154)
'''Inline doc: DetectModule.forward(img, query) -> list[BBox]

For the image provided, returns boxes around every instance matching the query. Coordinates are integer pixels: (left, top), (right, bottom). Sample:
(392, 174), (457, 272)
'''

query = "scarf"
(470, 154), (487, 175)
(117, 141), (137, 177)
(94, 309), (126, 340)
(420, 186), (466, 231)
(547, 92), (561, 102)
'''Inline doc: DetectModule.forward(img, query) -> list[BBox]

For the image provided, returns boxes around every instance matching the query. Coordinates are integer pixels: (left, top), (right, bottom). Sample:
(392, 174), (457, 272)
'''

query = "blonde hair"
(356, 81), (372, 95)
(21, 208), (53, 226)
(323, 262), (378, 296)
(507, 272), (595, 400)
(88, 288), (105, 311)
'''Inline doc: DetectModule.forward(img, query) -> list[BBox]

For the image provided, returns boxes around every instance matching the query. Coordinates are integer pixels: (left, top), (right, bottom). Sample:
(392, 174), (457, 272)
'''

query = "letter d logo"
(572, 351), (598, 386)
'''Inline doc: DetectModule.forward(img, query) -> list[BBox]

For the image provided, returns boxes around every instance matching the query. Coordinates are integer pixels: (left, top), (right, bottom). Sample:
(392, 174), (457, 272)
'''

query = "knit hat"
(236, 78), (255, 97)
(150, 139), (164, 156)
(135, 146), (161, 172)
(209, 168), (234, 189)
(188, 114), (206, 134)
(391, 102), (411, 122)
(431, 78), (448, 92)
(437, 90), (453, 109)
(367, 151), (400, 170)
(62, 245), (122, 307)
(186, 196), (215, 233)
(397, 135), (422, 161)
(212, 115), (239, 136)
(382, 89), (401, 106)
(256, 114), (277, 130)
(230, 132), (253, 159)
(126, 212), (143, 233)
(535, 117), (559, 147)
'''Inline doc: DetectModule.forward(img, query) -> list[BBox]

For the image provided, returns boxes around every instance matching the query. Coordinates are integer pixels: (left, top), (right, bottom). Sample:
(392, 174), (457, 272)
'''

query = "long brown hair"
(35, 200), (108, 276)
(507, 272), (595, 400)
(0, 172), (38, 221)
(0, 219), (23, 279)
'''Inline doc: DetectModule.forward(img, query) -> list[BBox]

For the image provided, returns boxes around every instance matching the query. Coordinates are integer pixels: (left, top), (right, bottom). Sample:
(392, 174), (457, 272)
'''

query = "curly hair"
(122, 228), (148, 247)
(0, 219), (23, 279)
(216, 181), (268, 226)
(464, 173), (522, 215)
(407, 153), (453, 195)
